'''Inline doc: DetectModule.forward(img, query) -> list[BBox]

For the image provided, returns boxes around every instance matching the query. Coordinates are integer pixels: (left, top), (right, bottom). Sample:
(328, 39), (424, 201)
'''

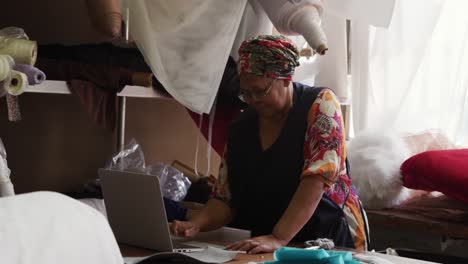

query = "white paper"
(181, 246), (239, 263)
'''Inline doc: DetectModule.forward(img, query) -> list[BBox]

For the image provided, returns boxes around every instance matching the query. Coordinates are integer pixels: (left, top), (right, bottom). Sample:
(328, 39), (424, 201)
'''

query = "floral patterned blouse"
(213, 89), (366, 250)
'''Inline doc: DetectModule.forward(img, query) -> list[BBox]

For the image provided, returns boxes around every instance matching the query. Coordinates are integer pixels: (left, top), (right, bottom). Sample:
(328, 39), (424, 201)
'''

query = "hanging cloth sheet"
(324, 0), (396, 28)
(123, 0), (247, 114)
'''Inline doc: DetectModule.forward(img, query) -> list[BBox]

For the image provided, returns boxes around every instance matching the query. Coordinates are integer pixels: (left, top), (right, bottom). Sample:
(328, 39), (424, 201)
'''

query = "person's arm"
(171, 148), (235, 237)
(274, 88), (346, 242)
(187, 198), (233, 231)
(272, 176), (323, 244)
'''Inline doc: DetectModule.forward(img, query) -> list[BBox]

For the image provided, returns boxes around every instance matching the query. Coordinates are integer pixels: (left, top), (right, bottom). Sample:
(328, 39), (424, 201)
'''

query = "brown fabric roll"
(85, 0), (122, 38)
(131, 72), (153, 87)
(35, 58), (133, 93)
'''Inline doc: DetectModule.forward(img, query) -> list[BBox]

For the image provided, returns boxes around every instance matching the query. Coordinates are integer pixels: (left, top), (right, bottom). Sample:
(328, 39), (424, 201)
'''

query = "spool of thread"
(7, 70), (28, 96)
(0, 54), (14, 81)
(0, 38), (37, 65)
(13, 64), (46, 85)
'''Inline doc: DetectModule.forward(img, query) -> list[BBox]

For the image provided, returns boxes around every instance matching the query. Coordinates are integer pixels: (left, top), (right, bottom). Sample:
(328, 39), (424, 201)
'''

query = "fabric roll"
(35, 58), (132, 93)
(257, 0), (328, 54)
(7, 70), (28, 96)
(131, 72), (153, 87)
(0, 38), (37, 65)
(0, 54), (14, 81)
(38, 43), (152, 73)
(85, 0), (122, 38)
(6, 94), (21, 122)
(13, 64), (46, 85)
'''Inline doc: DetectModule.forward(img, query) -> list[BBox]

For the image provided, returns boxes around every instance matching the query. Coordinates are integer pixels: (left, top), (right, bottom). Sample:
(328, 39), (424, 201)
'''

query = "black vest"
(227, 83), (354, 248)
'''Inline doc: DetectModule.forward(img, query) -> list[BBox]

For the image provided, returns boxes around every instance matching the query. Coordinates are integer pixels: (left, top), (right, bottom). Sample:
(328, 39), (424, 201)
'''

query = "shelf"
(25, 80), (171, 99)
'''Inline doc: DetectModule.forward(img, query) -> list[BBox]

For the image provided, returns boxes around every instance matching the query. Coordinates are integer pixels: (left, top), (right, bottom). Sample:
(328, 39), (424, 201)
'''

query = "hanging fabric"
(325, 0), (396, 28)
(123, 0), (247, 114)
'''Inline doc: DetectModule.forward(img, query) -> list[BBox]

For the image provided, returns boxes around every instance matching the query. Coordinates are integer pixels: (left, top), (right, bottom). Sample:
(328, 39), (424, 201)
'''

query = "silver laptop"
(98, 168), (201, 252)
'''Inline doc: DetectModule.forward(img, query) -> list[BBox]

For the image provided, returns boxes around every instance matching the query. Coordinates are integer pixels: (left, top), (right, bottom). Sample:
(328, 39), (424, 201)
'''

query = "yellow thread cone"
(0, 38), (37, 65)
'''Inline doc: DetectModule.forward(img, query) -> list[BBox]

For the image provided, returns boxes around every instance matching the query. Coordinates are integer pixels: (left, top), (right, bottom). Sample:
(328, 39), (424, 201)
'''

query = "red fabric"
(401, 149), (468, 203)
(187, 103), (242, 156)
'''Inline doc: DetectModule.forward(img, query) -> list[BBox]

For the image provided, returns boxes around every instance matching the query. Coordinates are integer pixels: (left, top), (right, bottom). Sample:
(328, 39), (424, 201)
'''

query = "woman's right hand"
(169, 220), (201, 237)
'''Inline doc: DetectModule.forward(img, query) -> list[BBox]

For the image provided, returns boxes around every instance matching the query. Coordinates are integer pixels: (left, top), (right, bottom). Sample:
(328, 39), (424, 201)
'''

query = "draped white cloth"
(0, 192), (123, 264)
(123, 0), (247, 114)
(123, 0), (396, 114)
(0, 138), (14, 197)
(352, 0), (468, 146)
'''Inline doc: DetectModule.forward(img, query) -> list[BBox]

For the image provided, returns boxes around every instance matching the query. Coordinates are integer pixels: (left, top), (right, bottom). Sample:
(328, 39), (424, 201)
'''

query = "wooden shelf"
(25, 80), (171, 99)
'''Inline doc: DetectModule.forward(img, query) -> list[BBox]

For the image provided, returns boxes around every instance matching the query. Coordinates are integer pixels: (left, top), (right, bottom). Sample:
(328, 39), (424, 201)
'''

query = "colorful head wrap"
(238, 35), (300, 80)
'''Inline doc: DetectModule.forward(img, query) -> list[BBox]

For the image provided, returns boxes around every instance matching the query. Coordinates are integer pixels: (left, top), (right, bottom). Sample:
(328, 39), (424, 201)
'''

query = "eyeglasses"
(238, 79), (275, 102)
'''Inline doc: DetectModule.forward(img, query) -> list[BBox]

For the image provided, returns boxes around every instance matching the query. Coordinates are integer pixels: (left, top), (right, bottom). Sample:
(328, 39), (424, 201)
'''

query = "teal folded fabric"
(274, 247), (329, 261)
(328, 251), (353, 261)
(266, 247), (361, 264)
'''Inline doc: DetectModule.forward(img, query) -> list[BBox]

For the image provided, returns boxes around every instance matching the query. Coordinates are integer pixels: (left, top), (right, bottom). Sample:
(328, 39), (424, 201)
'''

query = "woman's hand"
(225, 235), (286, 254)
(169, 220), (201, 237)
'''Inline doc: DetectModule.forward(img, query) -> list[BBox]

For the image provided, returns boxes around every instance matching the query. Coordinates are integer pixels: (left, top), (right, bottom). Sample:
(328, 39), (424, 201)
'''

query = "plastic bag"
(0, 138), (15, 196)
(106, 139), (191, 201)
(106, 138), (146, 173)
(147, 163), (191, 202)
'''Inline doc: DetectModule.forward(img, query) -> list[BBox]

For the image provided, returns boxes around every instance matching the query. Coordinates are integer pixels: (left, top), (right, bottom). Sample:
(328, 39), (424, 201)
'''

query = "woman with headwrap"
(170, 35), (366, 253)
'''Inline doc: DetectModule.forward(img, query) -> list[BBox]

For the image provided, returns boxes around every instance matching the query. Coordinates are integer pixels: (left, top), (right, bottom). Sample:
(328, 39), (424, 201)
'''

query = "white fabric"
(0, 138), (14, 197)
(80, 198), (107, 218)
(291, 0), (395, 101)
(124, 0), (247, 114)
(294, 56), (319, 86)
(315, 0), (395, 103)
(353, 0), (468, 146)
(313, 11), (348, 101)
(230, 0), (273, 61)
(348, 129), (412, 209)
(325, 0), (396, 28)
(258, 0), (327, 52)
(350, 20), (371, 132)
(0, 192), (123, 264)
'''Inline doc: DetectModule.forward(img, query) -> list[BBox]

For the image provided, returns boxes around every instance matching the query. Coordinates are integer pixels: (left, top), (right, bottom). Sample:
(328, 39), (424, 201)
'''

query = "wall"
(125, 97), (220, 178)
(0, 93), (115, 193)
(0, 0), (109, 45)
